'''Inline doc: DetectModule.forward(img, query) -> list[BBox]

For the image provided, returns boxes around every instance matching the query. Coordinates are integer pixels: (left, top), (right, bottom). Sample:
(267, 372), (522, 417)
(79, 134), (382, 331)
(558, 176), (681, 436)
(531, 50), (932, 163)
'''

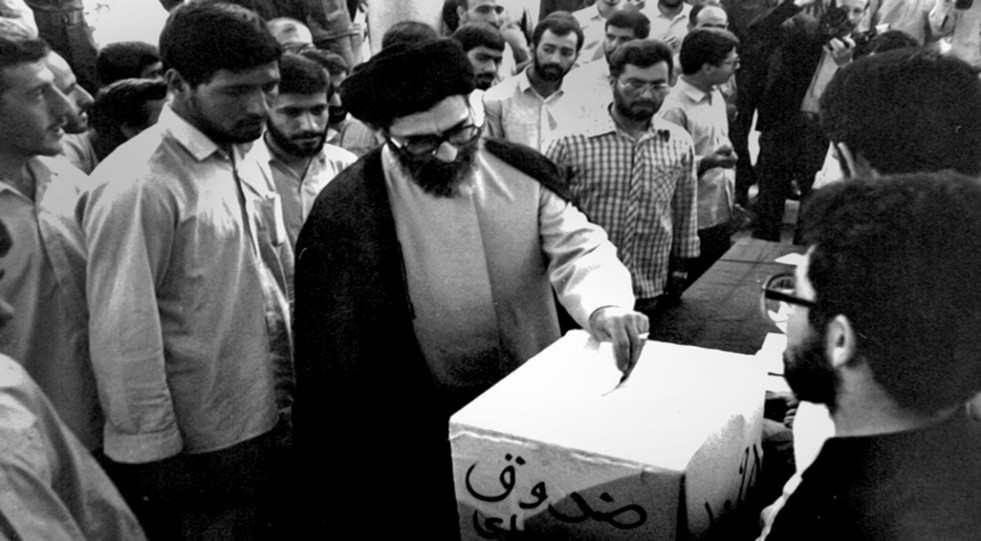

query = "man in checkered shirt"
(547, 38), (699, 317)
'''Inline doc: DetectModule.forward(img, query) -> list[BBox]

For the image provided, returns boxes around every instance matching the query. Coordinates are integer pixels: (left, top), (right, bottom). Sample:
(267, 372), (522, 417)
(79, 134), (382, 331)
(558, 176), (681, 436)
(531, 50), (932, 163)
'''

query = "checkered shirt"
(546, 112), (700, 299)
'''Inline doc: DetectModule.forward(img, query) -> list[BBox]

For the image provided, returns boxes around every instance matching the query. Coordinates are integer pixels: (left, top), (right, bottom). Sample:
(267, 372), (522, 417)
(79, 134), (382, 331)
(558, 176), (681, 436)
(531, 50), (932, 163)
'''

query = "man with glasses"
(659, 28), (741, 285)
(547, 39), (699, 318)
(757, 172), (981, 540)
(292, 37), (648, 537)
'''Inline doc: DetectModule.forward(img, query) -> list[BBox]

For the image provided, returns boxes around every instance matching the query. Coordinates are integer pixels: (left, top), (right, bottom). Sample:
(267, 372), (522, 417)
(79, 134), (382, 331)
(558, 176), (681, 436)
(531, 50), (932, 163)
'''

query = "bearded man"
(262, 52), (355, 248)
(292, 38), (648, 537)
(547, 39), (699, 318)
(482, 11), (583, 151)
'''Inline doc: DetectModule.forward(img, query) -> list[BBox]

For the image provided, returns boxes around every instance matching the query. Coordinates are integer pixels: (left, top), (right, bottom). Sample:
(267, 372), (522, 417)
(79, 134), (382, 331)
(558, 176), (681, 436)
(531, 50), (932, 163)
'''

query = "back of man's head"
(800, 171), (981, 415)
(300, 48), (349, 79)
(819, 48), (981, 176)
(609, 38), (674, 79)
(159, 1), (282, 87)
(267, 17), (314, 51)
(91, 77), (168, 134)
(278, 52), (329, 97)
(382, 21), (439, 50)
(97, 41), (160, 86)
(606, 9), (651, 39)
(679, 28), (738, 75)
(532, 11), (585, 53)
(0, 32), (48, 93)
(451, 21), (506, 52)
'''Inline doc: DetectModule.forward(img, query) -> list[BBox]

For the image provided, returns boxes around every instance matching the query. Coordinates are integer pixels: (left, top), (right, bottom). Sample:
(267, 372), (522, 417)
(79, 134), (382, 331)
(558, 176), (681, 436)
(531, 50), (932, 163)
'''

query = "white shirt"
(483, 67), (575, 151)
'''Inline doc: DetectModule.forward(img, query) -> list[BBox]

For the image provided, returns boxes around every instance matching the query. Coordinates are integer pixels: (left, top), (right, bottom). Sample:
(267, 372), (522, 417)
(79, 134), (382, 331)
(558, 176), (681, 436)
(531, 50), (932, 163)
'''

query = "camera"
(819, 2), (877, 46)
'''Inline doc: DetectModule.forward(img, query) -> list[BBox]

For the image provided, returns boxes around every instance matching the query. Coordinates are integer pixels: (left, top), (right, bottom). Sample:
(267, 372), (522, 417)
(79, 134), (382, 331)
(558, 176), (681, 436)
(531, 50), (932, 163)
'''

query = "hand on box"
(588, 306), (650, 378)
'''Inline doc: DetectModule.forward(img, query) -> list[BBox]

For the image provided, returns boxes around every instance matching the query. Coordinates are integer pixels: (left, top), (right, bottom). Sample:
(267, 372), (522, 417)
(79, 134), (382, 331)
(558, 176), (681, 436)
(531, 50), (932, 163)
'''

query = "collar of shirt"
(517, 66), (566, 101)
(676, 76), (712, 105)
(158, 104), (254, 164)
(576, 103), (673, 141)
(0, 156), (56, 202)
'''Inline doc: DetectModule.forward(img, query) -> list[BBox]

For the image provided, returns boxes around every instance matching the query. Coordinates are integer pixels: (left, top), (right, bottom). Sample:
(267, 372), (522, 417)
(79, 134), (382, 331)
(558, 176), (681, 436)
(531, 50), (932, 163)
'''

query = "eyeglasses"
(385, 118), (482, 157)
(719, 56), (740, 69)
(617, 78), (670, 96)
(761, 273), (818, 330)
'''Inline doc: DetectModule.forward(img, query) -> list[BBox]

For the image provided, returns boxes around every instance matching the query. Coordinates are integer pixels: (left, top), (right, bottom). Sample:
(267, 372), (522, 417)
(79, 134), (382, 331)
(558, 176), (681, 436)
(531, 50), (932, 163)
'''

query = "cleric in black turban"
(340, 38), (476, 128)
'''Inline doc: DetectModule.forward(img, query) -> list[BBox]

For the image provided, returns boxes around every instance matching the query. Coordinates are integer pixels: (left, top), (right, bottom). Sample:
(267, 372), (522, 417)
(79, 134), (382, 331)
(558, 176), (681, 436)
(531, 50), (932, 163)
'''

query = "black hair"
(801, 172), (981, 414)
(609, 38), (674, 79)
(300, 48), (349, 78)
(159, 1), (282, 87)
(606, 10), (651, 39)
(819, 48), (981, 176)
(381, 21), (439, 50)
(532, 11), (585, 53)
(278, 52), (329, 96)
(679, 28), (739, 75)
(90, 77), (168, 135)
(97, 41), (160, 86)
(451, 21), (506, 52)
(0, 33), (49, 93)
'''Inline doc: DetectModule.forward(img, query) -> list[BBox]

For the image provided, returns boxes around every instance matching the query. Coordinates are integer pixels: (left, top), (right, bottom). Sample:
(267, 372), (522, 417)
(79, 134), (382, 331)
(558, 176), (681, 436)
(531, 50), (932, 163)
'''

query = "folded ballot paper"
(450, 330), (766, 540)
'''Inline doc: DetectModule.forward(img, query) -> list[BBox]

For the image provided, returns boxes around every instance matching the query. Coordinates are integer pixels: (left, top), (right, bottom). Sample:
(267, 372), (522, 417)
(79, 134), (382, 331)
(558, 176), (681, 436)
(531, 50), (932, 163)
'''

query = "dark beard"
(535, 62), (566, 82)
(328, 105), (348, 127)
(474, 73), (495, 90)
(783, 329), (840, 411)
(614, 98), (658, 122)
(392, 139), (478, 198)
(266, 121), (326, 158)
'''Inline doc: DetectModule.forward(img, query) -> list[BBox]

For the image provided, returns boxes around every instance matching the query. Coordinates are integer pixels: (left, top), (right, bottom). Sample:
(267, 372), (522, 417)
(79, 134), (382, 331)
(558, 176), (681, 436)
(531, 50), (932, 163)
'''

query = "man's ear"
(834, 141), (879, 179)
(825, 313), (858, 370)
(165, 68), (189, 97)
(457, 5), (467, 23)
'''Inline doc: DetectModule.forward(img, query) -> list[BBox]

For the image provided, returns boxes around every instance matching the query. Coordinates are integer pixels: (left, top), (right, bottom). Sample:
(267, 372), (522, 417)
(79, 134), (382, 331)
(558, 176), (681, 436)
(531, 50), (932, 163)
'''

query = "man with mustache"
(262, 52), (355, 248)
(547, 39), (699, 318)
(82, 3), (294, 539)
(761, 172), (981, 540)
(292, 38), (648, 537)
(451, 21), (507, 91)
(482, 11), (583, 151)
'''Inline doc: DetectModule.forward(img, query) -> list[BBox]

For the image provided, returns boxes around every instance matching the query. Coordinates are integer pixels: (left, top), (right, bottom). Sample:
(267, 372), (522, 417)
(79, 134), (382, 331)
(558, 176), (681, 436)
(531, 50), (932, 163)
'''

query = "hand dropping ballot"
(450, 331), (765, 540)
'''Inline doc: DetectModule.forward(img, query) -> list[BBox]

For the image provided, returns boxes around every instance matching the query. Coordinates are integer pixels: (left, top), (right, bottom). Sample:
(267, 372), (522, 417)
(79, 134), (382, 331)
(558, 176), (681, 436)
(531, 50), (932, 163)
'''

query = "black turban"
(341, 38), (476, 128)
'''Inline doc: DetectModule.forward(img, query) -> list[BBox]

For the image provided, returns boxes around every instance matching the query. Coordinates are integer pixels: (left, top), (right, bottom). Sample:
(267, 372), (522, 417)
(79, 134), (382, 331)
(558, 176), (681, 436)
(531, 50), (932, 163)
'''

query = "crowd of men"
(1, 0), (981, 539)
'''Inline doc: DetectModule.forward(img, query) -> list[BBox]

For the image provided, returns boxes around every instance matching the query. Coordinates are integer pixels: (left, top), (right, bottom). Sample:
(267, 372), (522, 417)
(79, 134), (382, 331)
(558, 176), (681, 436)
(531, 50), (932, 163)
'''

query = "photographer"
(747, 0), (868, 242)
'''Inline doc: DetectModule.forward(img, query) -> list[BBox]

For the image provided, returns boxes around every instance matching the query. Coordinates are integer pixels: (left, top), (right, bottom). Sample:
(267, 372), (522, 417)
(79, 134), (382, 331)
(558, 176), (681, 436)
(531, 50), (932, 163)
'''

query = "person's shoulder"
(483, 71), (524, 101)
(321, 142), (358, 166)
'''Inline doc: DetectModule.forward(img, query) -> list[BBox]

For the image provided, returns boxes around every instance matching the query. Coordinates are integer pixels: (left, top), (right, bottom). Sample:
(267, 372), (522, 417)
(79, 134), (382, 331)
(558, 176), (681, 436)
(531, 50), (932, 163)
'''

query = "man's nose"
(245, 90), (269, 116)
(433, 140), (459, 163)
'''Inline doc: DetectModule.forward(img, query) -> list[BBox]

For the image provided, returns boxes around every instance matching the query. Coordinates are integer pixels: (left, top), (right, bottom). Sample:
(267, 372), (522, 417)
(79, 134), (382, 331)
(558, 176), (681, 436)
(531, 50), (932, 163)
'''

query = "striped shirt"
(546, 108), (699, 299)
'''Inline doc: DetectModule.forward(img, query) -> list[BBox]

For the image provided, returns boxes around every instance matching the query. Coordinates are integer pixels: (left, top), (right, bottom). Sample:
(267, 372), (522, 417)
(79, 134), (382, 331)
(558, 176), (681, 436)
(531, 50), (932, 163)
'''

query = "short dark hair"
(800, 172), (981, 414)
(865, 29), (919, 55)
(451, 21), (506, 52)
(300, 48), (349, 78)
(606, 10), (651, 39)
(159, 1), (282, 87)
(0, 33), (49, 94)
(532, 11), (584, 53)
(97, 41), (160, 86)
(90, 77), (168, 135)
(278, 52), (329, 96)
(609, 38), (674, 79)
(819, 48), (981, 176)
(0, 219), (10, 259)
(381, 21), (439, 50)
(679, 28), (739, 75)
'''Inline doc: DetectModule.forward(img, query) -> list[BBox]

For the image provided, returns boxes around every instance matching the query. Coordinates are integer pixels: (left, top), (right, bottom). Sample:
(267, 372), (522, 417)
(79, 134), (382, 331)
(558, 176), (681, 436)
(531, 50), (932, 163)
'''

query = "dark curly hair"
(800, 171), (981, 414)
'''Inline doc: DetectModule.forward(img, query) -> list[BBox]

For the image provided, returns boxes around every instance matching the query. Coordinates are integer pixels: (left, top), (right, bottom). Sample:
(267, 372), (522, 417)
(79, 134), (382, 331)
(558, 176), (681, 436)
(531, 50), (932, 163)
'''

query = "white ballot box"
(450, 331), (766, 540)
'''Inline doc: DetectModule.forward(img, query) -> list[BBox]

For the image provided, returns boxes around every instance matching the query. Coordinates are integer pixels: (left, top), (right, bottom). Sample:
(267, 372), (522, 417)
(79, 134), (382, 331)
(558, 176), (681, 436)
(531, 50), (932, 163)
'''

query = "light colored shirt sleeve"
(539, 188), (636, 328)
(930, 0), (958, 35)
(482, 91), (505, 139)
(83, 178), (183, 463)
(671, 142), (701, 259)
(660, 104), (704, 173)
(0, 356), (147, 541)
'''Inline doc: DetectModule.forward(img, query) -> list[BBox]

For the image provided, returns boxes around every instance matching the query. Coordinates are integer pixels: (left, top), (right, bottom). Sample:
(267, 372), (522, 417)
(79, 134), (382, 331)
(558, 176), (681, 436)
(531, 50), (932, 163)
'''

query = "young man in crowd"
(452, 21), (507, 91)
(763, 171), (981, 539)
(0, 27), (104, 456)
(82, 3), (293, 539)
(293, 37), (647, 538)
(263, 52), (356, 248)
(547, 39), (699, 318)
(96, 41), (163, 86)
(82, 77), (168, 165)
(483, 11), (583, 151)
(659, 28), (741, 284)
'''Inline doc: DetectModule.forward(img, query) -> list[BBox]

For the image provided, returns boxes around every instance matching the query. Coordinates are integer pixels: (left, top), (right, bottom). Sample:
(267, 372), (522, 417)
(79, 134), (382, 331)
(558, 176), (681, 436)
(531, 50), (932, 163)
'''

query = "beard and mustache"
(391, 137), (479, 198)
(783, 326), (840, 412)
(266, 121), (327, 158)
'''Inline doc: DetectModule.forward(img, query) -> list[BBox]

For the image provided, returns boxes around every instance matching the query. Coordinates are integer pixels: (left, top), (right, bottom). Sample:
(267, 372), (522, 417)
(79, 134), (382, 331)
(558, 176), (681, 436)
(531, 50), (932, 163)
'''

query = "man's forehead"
(697, 7), (728, 26)
(469, 0), (499, 9)
(1, 60), (55, 97)
(204, 63), (281, 87)
(388, 95), (470, 137)
(606, 26), (637, 38)
(274, 91), (328, 109)
(539, 29), (580, 49)
(45, 52), (75, 86)
(839, 0), (868, 10)
(469, 45), (504, 59)
(620, 62), (669, 80)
